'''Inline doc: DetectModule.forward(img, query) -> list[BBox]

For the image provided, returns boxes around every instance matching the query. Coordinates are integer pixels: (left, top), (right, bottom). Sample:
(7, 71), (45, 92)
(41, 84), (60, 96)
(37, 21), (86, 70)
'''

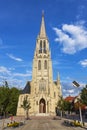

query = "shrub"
(73, 120), (82, 127)
(7, 121), (19, 127)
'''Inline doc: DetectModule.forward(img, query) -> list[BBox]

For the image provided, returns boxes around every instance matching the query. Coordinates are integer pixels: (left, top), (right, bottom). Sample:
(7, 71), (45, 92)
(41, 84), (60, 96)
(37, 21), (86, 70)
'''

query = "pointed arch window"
(43, 40), (46, 53)
(44, 60), (47, 69)
(39, 40), (42, 53)
(43, 40), (46, 49)
(38, 60), (41, 70)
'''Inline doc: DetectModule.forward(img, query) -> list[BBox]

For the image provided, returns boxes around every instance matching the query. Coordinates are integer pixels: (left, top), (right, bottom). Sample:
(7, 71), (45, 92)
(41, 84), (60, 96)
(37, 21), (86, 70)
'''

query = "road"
(0, 116), (87, 130)
(19, 117), (86, 130)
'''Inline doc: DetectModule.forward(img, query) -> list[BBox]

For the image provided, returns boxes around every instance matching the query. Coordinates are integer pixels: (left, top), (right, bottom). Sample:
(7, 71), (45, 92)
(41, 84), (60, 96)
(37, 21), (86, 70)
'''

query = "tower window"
(38, 60), (41, 70)
(39, 40), (42, 53)
(43, 40), (46, 53)
(43, 40), (46, 49)
(44, 60), (47, 69)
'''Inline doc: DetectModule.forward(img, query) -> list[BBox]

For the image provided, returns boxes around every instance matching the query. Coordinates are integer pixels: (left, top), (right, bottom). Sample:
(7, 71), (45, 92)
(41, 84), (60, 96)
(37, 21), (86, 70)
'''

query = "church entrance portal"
(39, 98), (46, 113)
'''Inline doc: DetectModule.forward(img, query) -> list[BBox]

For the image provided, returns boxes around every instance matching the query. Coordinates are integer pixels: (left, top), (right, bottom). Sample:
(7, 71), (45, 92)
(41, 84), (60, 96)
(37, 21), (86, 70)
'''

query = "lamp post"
(72, 81), (83, 123)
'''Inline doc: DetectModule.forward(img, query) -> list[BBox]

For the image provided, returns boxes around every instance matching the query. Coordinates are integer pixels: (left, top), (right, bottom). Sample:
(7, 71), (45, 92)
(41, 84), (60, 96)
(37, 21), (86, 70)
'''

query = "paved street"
(0, 116), (87, 130)
(19, 117), (87, 130)
(22, 119), (84, 130)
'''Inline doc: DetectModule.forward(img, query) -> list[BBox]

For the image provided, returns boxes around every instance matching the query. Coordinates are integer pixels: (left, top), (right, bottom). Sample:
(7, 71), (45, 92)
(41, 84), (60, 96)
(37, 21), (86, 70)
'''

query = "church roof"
(22, 81), (31, 94)
(65, 96), (75, 103)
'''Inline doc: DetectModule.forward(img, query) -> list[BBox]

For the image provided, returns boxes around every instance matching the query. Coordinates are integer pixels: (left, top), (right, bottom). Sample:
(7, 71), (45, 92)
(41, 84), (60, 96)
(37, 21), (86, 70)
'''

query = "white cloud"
(63, 88), (74, 94)
(67, 89), (74, 94)
(13, 71), (32, 77)
(62, 81), (82, 97)
(79, 59), (87, 67)
(0, 65), (32, 88)
(0, 66), (11, 75)
(7, 53), (23, 62)
(53, 23), (87, 54)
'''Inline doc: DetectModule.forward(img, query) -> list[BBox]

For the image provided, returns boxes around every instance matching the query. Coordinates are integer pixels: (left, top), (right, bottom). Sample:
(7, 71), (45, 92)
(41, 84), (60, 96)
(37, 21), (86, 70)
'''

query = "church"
(17, 13), (62, 116)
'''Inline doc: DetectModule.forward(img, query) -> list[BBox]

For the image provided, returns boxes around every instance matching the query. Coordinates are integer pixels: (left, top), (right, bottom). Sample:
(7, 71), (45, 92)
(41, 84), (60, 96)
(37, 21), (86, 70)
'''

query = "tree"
(0, 81), (20, 116)
(21, 96), (31, 119)
(6, 87), (20, 115)
(63, 100), (71, 113)
(81, 85), (87, 105)
(74, 97), (83, 123)
(0, 85), (10, 116)
(57, 96), (64, 117)
(57, 96), (73, 117)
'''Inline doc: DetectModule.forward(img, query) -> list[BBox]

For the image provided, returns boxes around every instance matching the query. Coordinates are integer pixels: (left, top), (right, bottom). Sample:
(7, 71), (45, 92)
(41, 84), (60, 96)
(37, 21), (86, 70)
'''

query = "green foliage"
(21, 96), (31, 110)
(63, 100), (71, 111)
(0, 81), (20, 116)
(81, 85), (87, 105)
(7, 87), (20, 115)
(57, 96), (64, 111)
(21, 96), (31, 119)
(57, 96), (71, 112)
(0, 86), (10, 113)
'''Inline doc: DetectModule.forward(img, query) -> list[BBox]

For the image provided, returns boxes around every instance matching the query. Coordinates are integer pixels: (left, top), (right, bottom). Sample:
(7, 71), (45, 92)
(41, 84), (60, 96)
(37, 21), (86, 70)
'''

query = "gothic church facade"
(17, 13), (62, 116)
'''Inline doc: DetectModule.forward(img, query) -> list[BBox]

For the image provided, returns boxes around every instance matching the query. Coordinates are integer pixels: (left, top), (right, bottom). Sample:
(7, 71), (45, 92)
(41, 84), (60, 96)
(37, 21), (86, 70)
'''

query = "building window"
(38, 60), (41, 70)
(43, 40), (46, 49)
(43, 40), (46, 53)
(39, 40), (42, 53)
(44, 60), (47, 69)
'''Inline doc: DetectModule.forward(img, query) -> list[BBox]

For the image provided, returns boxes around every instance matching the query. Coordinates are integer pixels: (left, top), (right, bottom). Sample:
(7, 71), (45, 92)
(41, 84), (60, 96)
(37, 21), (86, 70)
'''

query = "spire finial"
(42, 10), (44, 17)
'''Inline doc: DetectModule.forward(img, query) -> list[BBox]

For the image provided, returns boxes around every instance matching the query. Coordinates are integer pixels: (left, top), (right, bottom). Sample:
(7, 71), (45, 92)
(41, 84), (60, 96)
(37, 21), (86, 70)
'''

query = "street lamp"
(72, 81), (83, 124)
(72, 81), (80, 87)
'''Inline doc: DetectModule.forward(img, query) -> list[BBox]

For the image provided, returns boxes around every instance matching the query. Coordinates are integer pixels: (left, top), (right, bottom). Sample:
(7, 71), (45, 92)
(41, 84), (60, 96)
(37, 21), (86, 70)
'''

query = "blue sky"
(0, 0), (87, 97)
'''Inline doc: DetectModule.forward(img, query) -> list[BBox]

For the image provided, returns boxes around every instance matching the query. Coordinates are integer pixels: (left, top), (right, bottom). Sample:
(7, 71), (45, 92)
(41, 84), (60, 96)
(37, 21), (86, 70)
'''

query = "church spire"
(39, 11), (46, 37)
(57, 72), (60, 85)
(57, 72), (62, 96)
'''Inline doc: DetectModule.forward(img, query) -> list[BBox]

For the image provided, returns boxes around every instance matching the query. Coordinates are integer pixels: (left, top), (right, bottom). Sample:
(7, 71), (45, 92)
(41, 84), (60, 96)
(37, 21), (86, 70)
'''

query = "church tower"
(32, 12), (53, 96)
(17, 12), (62, 116)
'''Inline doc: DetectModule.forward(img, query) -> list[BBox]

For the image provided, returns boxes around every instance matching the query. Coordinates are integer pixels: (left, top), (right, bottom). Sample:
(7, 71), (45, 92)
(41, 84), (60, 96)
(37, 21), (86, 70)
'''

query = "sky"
(0, 0), (87, 97)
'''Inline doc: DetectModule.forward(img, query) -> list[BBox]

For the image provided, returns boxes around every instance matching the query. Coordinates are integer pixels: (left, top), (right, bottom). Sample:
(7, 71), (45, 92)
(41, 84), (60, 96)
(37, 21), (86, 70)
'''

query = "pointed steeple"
(57, 72), (62, 96)
(57, 72), (60, 85)
(39, 11), (46, 37)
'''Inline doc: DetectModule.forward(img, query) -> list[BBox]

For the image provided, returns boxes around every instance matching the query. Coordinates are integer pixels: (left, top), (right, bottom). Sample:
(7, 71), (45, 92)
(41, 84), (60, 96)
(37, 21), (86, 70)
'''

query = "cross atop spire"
(42, 10), (44, 17)
(39, 11), (46, 37)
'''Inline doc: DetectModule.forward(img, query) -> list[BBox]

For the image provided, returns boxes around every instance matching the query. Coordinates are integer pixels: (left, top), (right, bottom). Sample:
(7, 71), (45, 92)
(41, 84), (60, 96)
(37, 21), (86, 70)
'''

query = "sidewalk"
(62, 116), (87, 129)
(0, 116), (25, 129)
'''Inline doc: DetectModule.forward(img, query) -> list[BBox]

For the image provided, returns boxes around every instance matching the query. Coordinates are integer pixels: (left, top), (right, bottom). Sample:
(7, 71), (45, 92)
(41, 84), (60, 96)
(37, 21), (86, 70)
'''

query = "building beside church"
(17, 13), (62, 116)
